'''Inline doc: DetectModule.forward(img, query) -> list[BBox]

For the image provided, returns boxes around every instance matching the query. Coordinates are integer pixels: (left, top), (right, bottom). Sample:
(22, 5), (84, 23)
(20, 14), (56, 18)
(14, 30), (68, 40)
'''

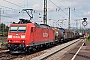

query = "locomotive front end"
(7, 24), (28, 53)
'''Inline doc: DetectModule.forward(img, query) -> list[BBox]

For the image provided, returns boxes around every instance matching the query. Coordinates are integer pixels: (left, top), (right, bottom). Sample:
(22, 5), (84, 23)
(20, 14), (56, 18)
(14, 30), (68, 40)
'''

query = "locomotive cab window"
(18, 26), (26, 32)
(10, 26), (26, 32)
(10, 26), (18, 32)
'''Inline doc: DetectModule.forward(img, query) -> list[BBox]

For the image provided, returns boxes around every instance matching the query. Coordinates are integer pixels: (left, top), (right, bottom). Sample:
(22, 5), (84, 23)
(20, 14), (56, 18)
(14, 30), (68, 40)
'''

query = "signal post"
(82, 18), (87, 36)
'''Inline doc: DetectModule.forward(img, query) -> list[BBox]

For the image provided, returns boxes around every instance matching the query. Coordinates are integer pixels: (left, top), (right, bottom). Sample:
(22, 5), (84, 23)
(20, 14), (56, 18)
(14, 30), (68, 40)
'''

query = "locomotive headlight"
(21, 40), (25, 43)
(21, 35), (25, 38)
(8, 35), (12, 38)
(8, 40), (12, 42)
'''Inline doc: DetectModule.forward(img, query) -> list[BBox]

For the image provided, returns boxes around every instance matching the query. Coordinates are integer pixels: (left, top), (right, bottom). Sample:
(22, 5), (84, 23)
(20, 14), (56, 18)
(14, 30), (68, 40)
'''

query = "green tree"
(0, 23), (8, 36)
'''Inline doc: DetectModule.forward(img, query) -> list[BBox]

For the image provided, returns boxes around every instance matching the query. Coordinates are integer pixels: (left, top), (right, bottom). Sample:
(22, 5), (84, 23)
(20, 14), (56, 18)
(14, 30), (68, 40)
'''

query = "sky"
(0, 0), (90, 29)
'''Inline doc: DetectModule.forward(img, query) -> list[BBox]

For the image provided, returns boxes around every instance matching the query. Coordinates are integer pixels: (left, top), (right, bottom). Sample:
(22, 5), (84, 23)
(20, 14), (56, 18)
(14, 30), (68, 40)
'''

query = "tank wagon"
(52, 27), (63, 43)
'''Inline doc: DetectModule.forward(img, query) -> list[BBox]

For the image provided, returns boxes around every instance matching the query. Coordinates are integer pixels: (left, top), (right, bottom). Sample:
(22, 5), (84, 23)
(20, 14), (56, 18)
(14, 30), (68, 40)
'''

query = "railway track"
(31, 39), (83, 60)
(0, 51), (28, 60)
(0, 37), (47, 60)
(0, 38), (82, 60)
(0, 36), (7, 40)
(0, 46), (46, 60)
(0, 49), (9, 53)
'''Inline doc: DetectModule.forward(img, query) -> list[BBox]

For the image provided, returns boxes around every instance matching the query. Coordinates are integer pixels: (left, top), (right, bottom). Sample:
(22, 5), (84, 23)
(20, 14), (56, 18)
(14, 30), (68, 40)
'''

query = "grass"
(86, 36), (90, 42)
(0, 40), (7, 49)
(86, 38), (90, 42)
(0, 40), (7, 46)
(87, 39), (90, 42)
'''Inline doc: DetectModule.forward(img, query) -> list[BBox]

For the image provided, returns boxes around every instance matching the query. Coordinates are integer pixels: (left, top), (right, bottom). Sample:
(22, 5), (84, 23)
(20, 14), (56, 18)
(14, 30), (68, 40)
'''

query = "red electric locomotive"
(7, 19), (55, 53)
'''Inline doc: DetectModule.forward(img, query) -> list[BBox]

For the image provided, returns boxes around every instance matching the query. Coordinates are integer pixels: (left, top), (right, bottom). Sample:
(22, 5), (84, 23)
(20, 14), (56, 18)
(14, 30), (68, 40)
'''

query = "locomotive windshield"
(18, 26), (26, 32)
(10, 26), (26, 32)
(10, 26), (18, 32)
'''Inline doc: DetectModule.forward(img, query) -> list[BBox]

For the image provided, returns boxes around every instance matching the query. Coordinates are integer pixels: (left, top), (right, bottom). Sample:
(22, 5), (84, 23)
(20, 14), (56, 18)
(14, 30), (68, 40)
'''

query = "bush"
(88, 35), (90, 39)
(87, 35), (90, 42)
(1, 41), (7, 46)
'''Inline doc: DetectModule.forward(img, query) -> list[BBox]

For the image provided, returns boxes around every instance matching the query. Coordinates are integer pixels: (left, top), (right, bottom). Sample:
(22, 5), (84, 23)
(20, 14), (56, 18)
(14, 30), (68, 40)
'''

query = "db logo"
(43, 33), (48, 37)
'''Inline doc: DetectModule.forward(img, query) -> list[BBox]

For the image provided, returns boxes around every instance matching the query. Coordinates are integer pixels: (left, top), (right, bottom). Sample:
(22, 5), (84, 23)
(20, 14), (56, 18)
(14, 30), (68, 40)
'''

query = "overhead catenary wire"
(50, 0), (76, 21)
(49, 0), (68, 15)
(0, 5), (20, 11)
(2, 15), (17, 19)
(49, 0), (80, 21)
(62, 0), (81, 18)
(0, 0), (45, 25)
(3, 0), (24, 8)
(2, 0), (44, 15)
(48, 0), (78, 29)
(3, 0), (43, 9)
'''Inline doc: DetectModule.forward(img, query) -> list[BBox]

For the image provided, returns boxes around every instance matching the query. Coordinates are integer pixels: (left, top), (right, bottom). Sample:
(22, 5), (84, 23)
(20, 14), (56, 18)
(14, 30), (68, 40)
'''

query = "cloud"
(84, 11), (90, 16)
(0, 0), (90, 28)
(33, 4), (43, 11)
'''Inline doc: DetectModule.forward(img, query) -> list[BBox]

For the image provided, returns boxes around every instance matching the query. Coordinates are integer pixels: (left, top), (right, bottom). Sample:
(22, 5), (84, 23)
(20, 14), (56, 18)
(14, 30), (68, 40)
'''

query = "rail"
(31, 39), (82, 60)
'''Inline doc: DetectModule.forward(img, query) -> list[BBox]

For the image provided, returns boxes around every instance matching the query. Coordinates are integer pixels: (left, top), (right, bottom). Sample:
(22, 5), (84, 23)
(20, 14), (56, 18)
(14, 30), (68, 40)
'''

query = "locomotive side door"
(31, 27), (35, 44)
